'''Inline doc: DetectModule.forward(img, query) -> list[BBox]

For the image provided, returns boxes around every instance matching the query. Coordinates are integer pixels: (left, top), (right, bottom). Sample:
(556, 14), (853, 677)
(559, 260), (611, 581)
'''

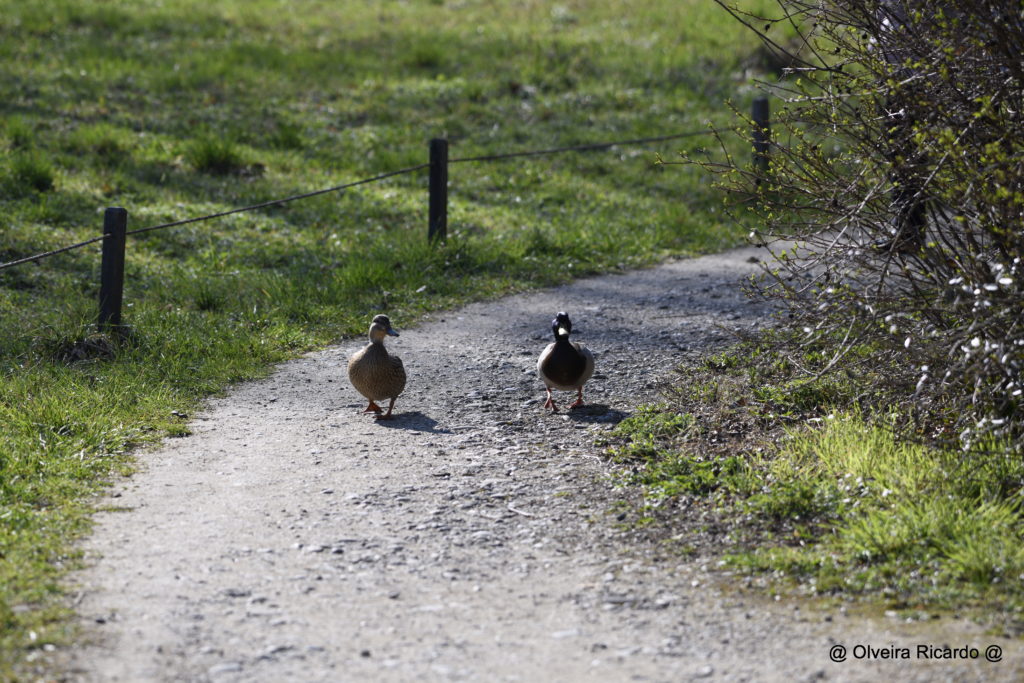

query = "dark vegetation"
(711, 0), (1024, 451)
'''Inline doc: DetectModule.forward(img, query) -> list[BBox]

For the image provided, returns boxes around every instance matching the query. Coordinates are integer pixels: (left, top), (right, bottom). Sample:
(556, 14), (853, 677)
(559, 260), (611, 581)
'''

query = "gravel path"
(64, 246), (1022, 682)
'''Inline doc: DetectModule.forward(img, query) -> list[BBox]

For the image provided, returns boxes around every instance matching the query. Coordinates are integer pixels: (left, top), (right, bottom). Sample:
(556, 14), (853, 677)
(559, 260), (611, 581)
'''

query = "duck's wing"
(536, 342), (557, 385)
(573, 342), (595, 386)
(347, 343), (378, 398)
(347, 343), (367, 370)
(388, 353), (407, 395)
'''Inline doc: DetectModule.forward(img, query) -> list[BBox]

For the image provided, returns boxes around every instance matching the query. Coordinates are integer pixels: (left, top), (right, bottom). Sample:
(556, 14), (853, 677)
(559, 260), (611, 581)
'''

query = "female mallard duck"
(347, 314), (407, 420)
(537, 311), (594, 412)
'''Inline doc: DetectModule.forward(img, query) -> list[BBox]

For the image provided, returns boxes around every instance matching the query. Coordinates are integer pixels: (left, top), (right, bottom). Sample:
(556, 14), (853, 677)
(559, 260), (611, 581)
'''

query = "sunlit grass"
(608, 340), (1024, 626)
(732, 418), (1024, 614)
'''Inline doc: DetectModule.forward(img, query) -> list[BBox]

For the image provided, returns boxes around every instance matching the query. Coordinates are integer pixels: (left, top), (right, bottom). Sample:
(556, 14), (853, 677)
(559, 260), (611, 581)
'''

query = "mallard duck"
(537, 311), (594, 412)
(347, 314), (407, 420)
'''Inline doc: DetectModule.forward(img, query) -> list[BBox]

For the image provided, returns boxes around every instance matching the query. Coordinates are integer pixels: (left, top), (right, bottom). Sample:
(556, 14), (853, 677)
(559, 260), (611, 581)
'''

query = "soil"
(61, 246), (1022, 682)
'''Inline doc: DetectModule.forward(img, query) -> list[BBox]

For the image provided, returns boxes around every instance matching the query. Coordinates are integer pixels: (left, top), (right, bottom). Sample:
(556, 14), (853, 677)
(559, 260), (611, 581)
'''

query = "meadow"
(0, 0), (774, 675)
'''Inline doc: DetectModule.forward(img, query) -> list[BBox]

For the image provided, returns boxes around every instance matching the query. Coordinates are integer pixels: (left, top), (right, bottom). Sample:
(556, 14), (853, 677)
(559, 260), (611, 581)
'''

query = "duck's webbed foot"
(543, 388), (559, 413)
(569, 388), (585, 409)
(374, 397), (397, 420)
(362, 401), (383, 414)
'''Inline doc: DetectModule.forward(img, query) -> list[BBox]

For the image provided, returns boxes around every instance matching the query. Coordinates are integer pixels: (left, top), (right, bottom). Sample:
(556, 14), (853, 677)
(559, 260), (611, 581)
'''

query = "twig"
(507, 503), (536, 518)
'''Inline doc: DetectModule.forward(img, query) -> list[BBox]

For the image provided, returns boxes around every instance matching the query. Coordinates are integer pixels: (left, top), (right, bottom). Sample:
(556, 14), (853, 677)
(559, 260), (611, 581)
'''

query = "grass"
(5, 152), (56, 195)
(184, 133), (249, 176)
(0, 0), (783, 677)
(732, 420), (1024, 618)
(606, 337), (1024, 631)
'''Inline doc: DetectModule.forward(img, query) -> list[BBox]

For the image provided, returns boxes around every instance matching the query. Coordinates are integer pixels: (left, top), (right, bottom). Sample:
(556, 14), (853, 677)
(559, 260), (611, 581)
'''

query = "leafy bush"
(697, 1), (1024, 451)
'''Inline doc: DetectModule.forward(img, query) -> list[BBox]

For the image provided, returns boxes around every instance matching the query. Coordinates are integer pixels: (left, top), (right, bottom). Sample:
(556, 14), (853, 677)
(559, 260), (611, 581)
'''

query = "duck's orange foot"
(362, 401), (383, 414)
(373, 397), (397, 420)
(569, 388), (585, 409)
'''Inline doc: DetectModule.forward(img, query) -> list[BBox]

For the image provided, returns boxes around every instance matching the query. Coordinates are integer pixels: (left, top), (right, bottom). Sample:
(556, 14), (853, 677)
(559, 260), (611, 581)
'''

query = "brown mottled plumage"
(347, 314), (407, 419)
(537, 311), (594, 412)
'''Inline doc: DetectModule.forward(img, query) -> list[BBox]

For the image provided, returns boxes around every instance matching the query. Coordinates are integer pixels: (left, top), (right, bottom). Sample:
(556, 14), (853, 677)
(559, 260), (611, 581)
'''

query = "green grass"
(732, 419), (1024, 618)
(0, 0), (780, 676)
(4, 152), (56, 195)
(607, 340), (1024, 630)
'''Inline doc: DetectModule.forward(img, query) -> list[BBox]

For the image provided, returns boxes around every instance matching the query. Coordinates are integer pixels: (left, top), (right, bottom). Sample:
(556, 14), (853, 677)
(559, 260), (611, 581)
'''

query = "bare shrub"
(692, 1), (1024, 450)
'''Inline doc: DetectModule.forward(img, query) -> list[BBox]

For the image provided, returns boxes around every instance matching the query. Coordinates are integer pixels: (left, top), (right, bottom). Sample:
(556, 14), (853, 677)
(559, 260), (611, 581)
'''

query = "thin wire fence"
(448, 130), (710, 164)
(0, 129), (715, 273)
(0, 235), (107, 271)
(124, 164), (430, 238)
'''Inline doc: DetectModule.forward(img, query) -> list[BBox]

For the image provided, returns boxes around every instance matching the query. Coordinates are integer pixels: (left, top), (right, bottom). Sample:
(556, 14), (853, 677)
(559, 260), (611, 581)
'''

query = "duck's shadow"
(374, 411), (452, 434)
(562, 403), (629, 425)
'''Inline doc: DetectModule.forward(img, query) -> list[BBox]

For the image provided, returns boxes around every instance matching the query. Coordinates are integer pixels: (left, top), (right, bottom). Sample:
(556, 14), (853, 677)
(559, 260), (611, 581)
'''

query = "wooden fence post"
(98, 207), (128, 333)
(752, 96), (770, 183)
(428, 138), (448, 243)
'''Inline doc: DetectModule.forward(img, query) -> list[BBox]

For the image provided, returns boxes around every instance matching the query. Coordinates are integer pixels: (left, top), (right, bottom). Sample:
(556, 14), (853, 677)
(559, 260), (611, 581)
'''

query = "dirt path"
(64, 246), (1021, 682)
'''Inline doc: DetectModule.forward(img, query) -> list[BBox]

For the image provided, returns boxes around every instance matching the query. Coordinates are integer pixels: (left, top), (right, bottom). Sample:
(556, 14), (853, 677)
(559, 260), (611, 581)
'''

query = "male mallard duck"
(347, 314), (407, 420)
(537, 311), (594, 412)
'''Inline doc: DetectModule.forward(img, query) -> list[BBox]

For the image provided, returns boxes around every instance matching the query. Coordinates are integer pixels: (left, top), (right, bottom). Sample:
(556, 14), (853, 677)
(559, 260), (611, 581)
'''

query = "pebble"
(208, 662), (243, 675)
